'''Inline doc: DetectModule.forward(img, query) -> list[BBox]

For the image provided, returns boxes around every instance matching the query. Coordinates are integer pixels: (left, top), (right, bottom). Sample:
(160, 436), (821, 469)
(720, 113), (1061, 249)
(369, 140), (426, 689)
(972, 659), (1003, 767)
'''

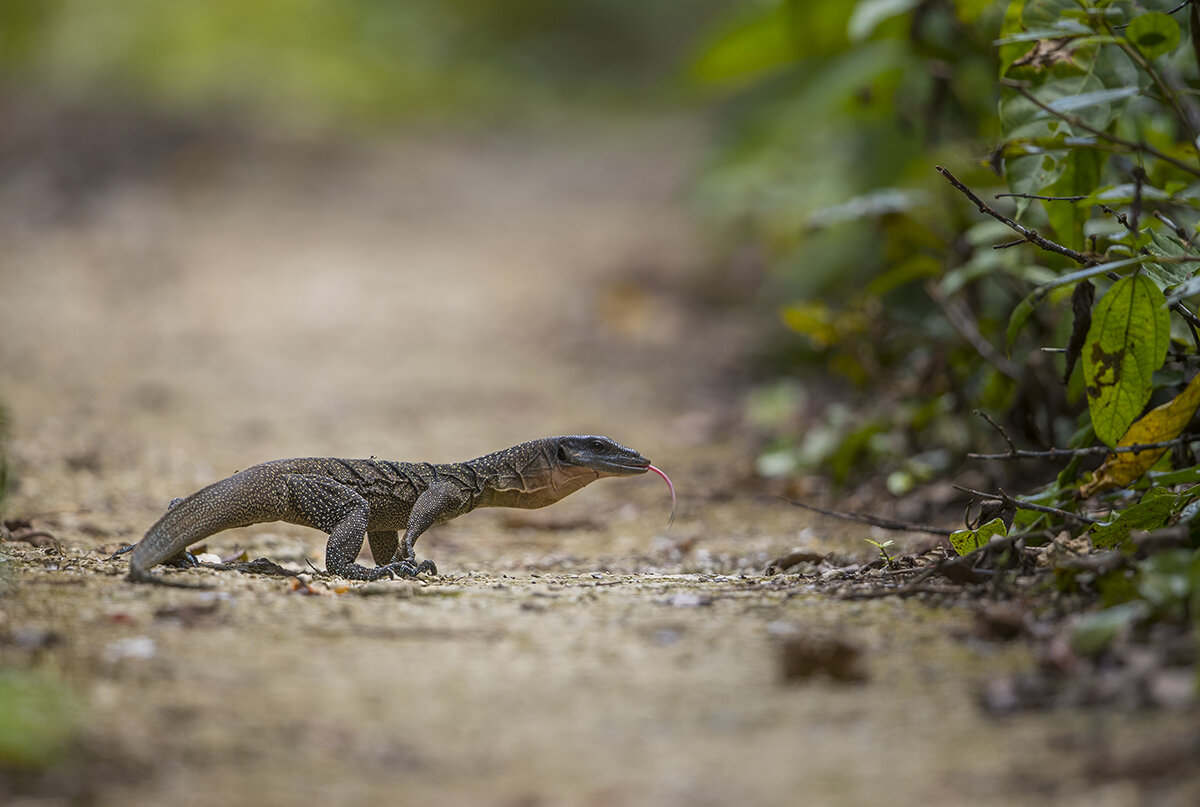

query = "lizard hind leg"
(284, 474), (427, 581)
(367, 530), (400, 568)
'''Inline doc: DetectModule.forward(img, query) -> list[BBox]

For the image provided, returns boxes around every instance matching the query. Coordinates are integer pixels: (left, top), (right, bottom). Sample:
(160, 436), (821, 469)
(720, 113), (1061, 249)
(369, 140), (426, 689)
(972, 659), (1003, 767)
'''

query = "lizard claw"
(375, 559), (437, 579)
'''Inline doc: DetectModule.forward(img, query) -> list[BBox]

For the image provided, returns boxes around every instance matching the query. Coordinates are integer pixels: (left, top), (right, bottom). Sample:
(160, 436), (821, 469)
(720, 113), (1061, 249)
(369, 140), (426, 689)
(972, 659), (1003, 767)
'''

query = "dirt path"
(2, 118), (1197, 806)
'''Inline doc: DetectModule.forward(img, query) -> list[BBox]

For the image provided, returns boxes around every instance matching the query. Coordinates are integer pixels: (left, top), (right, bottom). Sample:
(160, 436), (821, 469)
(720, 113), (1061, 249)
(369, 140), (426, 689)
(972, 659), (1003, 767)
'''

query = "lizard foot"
(163, 551), (200, 569)
(375, 558), (437, 579)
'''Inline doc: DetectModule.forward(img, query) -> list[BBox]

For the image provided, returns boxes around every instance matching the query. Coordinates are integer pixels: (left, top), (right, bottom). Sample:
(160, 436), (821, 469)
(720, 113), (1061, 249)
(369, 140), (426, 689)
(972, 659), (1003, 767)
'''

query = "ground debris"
(772, 626), (868, 683)
(154, 599), (224, 627)
(982, 621), (1198, 713)
(764, 548), (826, 575)
(1, 517), (60, 550)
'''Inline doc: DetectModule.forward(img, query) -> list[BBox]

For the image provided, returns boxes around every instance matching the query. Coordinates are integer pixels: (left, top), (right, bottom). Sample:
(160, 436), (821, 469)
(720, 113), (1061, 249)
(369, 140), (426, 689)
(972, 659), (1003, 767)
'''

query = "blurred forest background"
(4, 1), (1200, 798)
(0, 0), (1009, 491)
(8, 1), (1200, 523)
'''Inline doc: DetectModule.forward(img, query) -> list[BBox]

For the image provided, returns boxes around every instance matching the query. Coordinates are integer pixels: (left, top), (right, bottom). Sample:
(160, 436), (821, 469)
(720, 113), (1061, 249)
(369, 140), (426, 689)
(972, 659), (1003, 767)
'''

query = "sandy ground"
(2, 116), (1198, 806)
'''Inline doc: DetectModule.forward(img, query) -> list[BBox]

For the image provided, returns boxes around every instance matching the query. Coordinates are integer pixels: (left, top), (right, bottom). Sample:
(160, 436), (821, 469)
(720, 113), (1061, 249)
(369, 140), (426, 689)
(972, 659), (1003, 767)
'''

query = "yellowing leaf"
(949, 517), (1008, 557)
(1082, 275), (1170, 446)
(1080, 370), (1200, 497)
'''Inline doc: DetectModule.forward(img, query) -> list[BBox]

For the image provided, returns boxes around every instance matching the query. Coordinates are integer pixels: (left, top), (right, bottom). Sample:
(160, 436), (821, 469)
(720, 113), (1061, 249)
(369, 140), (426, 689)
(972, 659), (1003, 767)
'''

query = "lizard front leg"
(285, 475), (430, 580)
(388, 482), (462, 576)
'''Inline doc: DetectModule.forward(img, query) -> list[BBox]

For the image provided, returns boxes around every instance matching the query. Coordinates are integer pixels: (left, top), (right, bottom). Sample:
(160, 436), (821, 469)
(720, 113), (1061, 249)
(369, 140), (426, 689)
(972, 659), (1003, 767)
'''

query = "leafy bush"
(693, 0), (1018, 481)
(700, 0), (1200, 656)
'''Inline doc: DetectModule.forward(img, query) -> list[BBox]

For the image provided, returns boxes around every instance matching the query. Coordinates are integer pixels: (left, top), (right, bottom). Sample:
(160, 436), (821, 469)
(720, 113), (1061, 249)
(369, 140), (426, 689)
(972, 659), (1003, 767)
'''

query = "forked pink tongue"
(647, 464), (676, 528)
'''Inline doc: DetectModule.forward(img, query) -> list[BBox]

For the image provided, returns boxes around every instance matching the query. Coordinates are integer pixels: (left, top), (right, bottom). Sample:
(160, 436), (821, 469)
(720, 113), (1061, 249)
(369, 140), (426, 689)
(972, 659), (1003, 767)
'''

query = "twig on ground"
(784, 498), (954, 536)
(952, 484), (1101, 524)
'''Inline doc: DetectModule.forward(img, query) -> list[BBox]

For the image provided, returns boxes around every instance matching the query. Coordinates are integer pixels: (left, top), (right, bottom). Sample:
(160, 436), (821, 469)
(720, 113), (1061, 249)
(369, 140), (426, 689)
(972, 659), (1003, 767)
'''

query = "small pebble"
(103, 636), (157, 663)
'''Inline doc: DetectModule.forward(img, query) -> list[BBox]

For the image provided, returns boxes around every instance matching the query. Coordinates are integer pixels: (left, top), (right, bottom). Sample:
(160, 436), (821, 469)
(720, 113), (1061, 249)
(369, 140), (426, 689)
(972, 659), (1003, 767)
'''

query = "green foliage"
(1089, 486), (1189, 549)
(864, 537), (896, 567)
(0, 670), (82, 769)
(1082, 275), (1170, 446)
(693, 0), (1023, 483)
(703, 1), (1200, 666)
(0, 395), (7, 514)
(0, 0), (732, 125)
(950, 517), (1009, 556)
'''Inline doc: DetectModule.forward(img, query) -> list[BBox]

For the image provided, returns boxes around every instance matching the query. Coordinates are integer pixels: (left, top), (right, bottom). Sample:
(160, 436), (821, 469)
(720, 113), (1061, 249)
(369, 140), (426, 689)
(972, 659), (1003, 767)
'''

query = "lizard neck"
(467, 439), (600, 510)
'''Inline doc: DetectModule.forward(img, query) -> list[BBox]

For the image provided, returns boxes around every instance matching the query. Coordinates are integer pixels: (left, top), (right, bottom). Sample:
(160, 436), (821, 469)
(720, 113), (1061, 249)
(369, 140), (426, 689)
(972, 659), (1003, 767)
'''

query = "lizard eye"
(591, 440), (606, 452)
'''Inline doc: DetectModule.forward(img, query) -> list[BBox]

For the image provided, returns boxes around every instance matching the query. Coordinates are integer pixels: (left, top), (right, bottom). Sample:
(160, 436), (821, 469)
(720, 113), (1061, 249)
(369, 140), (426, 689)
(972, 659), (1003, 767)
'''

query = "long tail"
(129, 467), (283, 577)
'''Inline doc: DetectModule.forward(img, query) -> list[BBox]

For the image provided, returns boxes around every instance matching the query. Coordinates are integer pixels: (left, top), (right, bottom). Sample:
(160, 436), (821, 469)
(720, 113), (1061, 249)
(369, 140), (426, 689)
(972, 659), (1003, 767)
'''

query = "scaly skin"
(127, 435), (651, 582)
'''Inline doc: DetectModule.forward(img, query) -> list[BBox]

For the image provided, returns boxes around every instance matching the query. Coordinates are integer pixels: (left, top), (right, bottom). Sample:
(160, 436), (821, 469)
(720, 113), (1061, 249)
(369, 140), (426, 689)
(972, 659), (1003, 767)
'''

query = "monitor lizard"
(123, 435), (674, 582)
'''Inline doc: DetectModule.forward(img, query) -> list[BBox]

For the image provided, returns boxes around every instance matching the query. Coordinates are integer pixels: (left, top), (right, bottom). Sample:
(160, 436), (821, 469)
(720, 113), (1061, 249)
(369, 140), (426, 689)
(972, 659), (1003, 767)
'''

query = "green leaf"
(1005, 288), (1044, 350)
(1047, 86), (1139, 114)
(1166, 274), (1200, 305)
(1089, 487), (1178, 548)
(691, 3), (798, 89)
(1070, 602), (1149, 655)
(1083, 274), (1171, 446)
(848, 0), (920, 43)
(1126, 11), (1182, 61)
(1146, 229), (1200, 293)
(949, 517), (1008, 557)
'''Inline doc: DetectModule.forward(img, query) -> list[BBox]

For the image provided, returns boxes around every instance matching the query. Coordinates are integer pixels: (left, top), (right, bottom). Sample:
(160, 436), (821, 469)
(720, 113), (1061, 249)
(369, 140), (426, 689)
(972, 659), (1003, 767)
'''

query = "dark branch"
(935, 166), (1092, 264)
(952, 485), (1101, 525)
(784, 498), (953, 536)
(995, 192), (1087, 201)
(968, 435), (1195, 460)
(974, 409), (1017, 455)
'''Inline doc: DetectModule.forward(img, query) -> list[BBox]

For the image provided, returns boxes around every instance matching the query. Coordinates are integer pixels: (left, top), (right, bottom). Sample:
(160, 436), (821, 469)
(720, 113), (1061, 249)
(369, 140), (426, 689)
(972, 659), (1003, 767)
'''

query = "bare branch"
(995, 192), (1087, 201)
(968, 435), (1195, 460)
(974, 409), (1017, 455)
(1154, 210), (1199, 249)
(952, 484), (1101, 525)
(935, 166), (1092, 264)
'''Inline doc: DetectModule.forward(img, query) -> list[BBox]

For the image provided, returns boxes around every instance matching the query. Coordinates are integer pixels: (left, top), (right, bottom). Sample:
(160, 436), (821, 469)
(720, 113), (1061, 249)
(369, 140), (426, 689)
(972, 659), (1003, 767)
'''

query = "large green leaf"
(1126, 11), (1182, 61)
(1145, 229), (1200, 292)
(1089, 487), (1179, 549)
(1083, 274), (1171, 446)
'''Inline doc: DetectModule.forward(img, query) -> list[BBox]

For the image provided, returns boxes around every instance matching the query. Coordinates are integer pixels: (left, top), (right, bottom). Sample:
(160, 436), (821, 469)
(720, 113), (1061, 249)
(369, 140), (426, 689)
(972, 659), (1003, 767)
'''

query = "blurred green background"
(0, 0), (1016, 488)
(0, 0), (733, 125)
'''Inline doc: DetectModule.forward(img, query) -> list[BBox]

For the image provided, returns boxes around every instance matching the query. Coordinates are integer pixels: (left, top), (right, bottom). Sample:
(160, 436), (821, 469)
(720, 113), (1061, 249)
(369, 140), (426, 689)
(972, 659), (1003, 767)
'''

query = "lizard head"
(553, 435), (650, 477)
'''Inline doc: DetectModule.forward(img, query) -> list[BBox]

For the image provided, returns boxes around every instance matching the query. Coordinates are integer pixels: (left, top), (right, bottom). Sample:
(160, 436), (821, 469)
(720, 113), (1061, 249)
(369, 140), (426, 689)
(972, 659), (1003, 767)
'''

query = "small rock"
(102, 636), (156, 663)
(663, 592), (712, 608)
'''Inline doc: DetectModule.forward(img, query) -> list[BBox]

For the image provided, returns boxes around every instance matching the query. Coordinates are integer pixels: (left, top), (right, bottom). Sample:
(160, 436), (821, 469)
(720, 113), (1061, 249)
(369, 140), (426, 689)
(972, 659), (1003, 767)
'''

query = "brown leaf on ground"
(778, 631), (868, 683)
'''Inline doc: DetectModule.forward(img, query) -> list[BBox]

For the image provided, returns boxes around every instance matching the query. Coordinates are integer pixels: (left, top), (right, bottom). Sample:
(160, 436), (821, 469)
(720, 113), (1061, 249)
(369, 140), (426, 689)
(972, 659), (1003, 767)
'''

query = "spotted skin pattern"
(127, 436), (652, 582)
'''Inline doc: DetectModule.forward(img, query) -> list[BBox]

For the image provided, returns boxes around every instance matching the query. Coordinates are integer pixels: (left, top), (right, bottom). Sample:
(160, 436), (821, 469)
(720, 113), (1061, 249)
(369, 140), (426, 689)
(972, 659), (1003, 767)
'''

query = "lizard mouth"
(598, 458), (652, 475)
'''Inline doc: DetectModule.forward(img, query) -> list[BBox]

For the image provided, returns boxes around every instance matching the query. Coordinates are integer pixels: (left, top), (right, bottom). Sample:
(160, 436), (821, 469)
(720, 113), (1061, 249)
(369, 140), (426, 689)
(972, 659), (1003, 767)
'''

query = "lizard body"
(127, 435), (655, 582)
